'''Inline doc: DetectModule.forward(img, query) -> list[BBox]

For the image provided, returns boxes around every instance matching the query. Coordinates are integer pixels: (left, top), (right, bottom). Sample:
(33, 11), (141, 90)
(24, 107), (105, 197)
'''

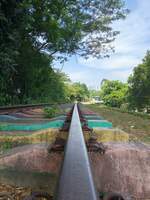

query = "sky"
(55, 0), (150, 89)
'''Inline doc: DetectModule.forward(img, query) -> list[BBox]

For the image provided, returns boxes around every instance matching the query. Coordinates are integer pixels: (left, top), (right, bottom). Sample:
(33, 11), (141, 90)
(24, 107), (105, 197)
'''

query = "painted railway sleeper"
(1, 103), (125, 200)
(22, 103), (98, 200)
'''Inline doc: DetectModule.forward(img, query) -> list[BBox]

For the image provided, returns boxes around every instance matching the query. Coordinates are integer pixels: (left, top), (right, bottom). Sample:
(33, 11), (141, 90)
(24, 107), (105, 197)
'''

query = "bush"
(43, 106), (60, 118)
(120, 103), (129, 111)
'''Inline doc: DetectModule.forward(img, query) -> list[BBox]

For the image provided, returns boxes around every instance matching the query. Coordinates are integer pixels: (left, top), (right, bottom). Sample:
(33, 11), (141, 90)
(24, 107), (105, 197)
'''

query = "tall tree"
(100, 80), (128, 107)
(0, 0), (23, 104)
(65, 82), (90, 102)
(20, 0), (128, 59)
(0, 0), (128, 105)
(128, 51), (150, 111)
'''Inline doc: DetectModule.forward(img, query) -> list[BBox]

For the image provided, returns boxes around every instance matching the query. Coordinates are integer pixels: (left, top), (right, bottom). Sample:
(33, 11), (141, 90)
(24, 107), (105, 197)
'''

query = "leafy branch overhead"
(21, 0), (128, 59)
(0, 0), (128, 105)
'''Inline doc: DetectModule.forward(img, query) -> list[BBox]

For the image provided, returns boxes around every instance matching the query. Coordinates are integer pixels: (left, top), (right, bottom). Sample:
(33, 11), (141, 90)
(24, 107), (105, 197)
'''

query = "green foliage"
(128, 51), (150, 111)
(19, 0), (128, 59)
(120, 103), (129, 111)
(65, 82), (90, 102)
(89, 90), (100, 98)
(0, 0), (127, 106)
(100, 80), (128, 107)
(99, 51), (150, 111)
(43, 106), (60, 118)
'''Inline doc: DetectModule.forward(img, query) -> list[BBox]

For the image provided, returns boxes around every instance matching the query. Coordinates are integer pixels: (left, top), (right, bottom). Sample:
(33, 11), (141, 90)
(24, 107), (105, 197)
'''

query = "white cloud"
(103, 69), (133, 82)
(79, 55), (140, 70)
(64, 68), (103, 89)
(68, 71), (87, 82)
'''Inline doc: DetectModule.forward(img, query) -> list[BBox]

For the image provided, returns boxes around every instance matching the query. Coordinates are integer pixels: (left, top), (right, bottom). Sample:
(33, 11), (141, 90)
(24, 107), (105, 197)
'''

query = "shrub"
(43, 105), (60, 118)
(120, 103), (129, 111)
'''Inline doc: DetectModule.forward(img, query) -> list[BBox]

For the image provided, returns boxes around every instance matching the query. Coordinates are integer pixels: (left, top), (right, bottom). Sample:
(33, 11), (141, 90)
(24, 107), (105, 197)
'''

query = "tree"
(100, 80), (128, 107)
(128, 51), (150, 111)
(20, 0), (128, 59)
(0, 0), (23, 105)
(0, 0), (128, 105)
(89, 89), (100, 98)
(65, 82), (90, 102)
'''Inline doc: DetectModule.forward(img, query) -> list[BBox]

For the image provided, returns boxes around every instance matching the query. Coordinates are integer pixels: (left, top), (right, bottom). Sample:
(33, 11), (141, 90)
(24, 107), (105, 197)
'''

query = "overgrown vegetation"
(65, 82), (90, 102)
(100, 80), (128, 107)
(128, 51), (150, 111)
(0, 0), (127, 106)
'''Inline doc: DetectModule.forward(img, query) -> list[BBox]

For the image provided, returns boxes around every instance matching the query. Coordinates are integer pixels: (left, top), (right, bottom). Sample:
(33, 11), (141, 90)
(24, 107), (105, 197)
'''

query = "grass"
(43, 105), (61, 118)
(85, 104), (150, 143)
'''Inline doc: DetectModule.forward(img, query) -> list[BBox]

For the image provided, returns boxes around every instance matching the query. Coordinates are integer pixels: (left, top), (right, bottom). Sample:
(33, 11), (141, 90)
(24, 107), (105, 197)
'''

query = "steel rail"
(0, 103), (54, 111)
(0, 102), (70, 114)
(55, 103), (98, 200)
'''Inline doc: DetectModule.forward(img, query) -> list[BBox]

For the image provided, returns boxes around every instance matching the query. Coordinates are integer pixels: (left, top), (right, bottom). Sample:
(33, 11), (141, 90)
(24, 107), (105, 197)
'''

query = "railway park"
(1, 0), (150, 199)
(0, 103), (149, 200)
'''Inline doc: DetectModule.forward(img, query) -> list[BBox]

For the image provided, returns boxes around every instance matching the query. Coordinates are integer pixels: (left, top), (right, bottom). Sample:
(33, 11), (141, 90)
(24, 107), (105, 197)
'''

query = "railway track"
(0, 103), (54, 114)
(56, 103), (98, 200)
(0, 103), (124, 200)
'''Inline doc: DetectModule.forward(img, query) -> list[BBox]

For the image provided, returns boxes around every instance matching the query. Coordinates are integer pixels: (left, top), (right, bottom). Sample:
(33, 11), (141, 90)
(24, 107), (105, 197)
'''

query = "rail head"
(0, 103), (54, 110)
(55, 103), (98, 200)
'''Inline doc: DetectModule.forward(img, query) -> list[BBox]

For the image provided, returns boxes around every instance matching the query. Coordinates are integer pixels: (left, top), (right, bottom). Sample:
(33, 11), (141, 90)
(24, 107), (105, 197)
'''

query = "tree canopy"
(100, 80), (128, 107)
(128, 51), (150, 111)
(19, 0), (128, 59)
(65, 82), (90, 102)
(0, 0), (128, 105)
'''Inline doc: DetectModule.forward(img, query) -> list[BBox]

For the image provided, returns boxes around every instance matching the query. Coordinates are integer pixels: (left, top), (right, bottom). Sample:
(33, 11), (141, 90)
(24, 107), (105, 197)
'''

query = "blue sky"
(55, 0), (150, 89)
